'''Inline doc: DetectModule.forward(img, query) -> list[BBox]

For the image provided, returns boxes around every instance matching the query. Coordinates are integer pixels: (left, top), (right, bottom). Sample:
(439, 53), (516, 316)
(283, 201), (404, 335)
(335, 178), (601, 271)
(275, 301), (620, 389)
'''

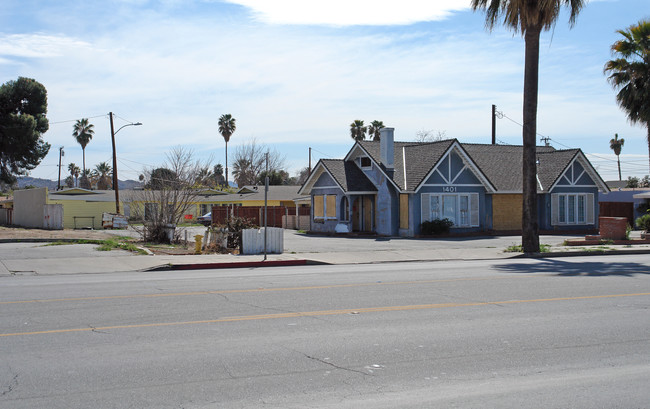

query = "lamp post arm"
(110, 112), (142, 215)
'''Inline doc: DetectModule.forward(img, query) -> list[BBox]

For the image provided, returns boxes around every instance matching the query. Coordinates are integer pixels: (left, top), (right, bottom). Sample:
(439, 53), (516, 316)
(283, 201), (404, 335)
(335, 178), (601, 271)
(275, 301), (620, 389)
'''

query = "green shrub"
(216, 216), (258, 249)
(635, 214), (650, 231)
(420, 218), (454, 235)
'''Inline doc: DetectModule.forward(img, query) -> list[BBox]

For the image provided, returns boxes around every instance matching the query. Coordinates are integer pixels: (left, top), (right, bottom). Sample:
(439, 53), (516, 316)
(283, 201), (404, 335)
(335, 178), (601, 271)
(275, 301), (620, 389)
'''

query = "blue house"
(299, 128), (609, 236)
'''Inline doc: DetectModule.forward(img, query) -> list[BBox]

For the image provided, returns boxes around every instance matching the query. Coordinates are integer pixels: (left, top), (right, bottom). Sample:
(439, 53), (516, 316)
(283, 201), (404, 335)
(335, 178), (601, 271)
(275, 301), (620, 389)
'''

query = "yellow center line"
(0, 276), (519, 305)
(2, 292), (649, 338)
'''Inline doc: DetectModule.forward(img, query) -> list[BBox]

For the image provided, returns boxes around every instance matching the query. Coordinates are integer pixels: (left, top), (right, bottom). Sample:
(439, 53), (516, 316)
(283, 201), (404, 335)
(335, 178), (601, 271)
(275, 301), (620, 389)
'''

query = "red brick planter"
(599, 217), (628, 240)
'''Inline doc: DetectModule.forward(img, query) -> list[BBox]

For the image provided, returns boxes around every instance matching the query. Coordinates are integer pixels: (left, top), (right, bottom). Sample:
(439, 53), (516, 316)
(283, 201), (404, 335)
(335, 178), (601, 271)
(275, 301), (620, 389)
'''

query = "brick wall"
(492, 194), (522, 231)
(599, 217), (627, 240)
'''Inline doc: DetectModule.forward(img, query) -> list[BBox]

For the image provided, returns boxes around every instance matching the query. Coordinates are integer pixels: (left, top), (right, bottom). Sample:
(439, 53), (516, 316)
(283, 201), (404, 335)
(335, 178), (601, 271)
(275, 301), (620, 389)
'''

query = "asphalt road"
(1, 255), (649, 408)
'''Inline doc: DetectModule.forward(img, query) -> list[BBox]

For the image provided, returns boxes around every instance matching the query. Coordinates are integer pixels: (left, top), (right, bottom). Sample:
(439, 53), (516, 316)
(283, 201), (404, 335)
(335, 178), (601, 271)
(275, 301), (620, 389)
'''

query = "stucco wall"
(13, 188), (47, 228)
(49, 199), (116, 229)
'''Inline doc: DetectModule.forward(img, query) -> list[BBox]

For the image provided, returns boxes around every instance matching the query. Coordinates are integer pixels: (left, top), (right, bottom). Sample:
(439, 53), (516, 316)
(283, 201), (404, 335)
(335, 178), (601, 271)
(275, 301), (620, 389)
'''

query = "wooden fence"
(599, 201), (634, 226)
(211, 206), (310, 228)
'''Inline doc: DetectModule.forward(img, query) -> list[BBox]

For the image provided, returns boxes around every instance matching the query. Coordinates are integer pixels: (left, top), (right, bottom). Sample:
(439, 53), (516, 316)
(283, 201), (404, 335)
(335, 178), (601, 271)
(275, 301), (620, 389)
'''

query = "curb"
(512, 248), (650, 258)
(144, 259), (327, 272)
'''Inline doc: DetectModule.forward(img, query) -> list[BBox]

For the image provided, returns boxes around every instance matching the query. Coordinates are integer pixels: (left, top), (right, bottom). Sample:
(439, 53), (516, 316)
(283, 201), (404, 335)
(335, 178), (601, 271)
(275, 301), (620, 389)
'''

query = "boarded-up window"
(400, 194), (409, 229)
(326, 195), (337, 218)
(314, 195), (324, 218)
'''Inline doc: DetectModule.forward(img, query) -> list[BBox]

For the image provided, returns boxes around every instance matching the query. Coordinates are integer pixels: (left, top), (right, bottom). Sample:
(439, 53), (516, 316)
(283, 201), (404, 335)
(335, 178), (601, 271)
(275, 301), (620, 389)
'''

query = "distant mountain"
(14, 177), (143, 190)
(15, 177), (58, 190)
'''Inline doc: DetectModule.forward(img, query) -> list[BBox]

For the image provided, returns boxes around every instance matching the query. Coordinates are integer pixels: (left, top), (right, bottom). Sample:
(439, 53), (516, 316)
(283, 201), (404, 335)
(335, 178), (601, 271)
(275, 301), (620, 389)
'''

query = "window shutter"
(400, 194), (409, 229)
(326, 195), (337, 218)
(314, 195), (324, 218)
(470, 193), (479, 227)
(551, 194), (559, 225)
(421, 194), (430, 223)
(586, 193), (594, 224)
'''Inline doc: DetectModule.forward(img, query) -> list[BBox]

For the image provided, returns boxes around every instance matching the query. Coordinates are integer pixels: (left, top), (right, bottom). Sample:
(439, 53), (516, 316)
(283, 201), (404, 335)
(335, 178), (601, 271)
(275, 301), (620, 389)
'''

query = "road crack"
(1, 373), (18, 396)
(302, 353), (371, 376)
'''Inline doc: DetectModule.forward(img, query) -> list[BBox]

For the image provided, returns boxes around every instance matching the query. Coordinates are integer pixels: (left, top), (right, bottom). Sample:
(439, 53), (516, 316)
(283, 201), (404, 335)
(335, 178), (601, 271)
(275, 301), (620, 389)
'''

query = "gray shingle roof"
(357, 140), (587, 193)
(359, 140), (455, 190)
(461, 143), (560, 192)
(321, 159), (377, 192)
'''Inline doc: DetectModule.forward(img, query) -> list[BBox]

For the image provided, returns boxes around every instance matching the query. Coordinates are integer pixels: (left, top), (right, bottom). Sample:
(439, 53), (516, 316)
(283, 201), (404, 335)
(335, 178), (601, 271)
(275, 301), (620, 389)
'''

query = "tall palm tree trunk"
(225, 141), (228, 186)
(617, 154), (622, 181)
(522, 25), (541, 253)
(647, 125), (650, 174)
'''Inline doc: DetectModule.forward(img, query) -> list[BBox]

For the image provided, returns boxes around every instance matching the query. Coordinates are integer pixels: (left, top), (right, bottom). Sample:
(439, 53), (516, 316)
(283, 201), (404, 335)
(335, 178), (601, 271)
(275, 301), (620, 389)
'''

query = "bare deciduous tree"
(414, 129), (447, 143)
(125, 147), (211, 243)
(232, 138), (286, 187)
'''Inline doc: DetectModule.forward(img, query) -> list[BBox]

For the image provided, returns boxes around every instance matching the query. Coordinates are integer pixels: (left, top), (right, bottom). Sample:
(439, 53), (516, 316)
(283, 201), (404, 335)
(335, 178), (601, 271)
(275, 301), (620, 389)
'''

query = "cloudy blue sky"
(2, 0), (648, 183)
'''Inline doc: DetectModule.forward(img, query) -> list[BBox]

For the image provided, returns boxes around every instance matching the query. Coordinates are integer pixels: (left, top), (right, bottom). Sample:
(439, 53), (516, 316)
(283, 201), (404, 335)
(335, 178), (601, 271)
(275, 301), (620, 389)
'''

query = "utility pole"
(109, 112), (119, 214)
(263, 151), (269, 261)
(57, 147), (64, 190)
(308, 147), (312, 177)
(492, 104), (496, 145)
(110, 112), (142, 214)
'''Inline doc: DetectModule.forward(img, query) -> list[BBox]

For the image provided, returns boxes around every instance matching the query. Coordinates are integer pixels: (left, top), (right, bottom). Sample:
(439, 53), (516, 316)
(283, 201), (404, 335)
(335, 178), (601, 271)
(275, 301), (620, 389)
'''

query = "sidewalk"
(1, 229), (650, 276)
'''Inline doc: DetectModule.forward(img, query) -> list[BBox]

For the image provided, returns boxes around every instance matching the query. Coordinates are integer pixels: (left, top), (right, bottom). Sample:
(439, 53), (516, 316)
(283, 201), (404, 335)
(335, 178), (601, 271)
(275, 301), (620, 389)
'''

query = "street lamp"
(109, 112), (142, 214)
(57, 146), (65, 190)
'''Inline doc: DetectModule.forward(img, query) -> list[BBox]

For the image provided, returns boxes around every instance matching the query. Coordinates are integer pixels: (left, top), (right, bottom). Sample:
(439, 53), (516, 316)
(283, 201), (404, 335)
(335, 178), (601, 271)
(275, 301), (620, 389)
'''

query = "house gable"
(415, 143), (495, 193)
(299, 161), (340, 195)
(313, 171), (339, 190)
(549, 153), (609, 192)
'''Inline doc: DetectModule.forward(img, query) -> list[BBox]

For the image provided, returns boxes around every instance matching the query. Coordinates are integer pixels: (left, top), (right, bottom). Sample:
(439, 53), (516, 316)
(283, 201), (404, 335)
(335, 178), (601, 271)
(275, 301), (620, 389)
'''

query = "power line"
(49, 114), (107, 125)
(496, 108), (644, 169)
(310, 148), (335, 159)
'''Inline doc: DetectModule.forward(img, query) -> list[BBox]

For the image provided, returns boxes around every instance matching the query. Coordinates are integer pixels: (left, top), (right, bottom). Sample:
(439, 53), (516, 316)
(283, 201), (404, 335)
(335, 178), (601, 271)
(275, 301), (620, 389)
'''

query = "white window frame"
(421, 193), (479, 228)
(340, 196), (350, 222)
(552, 193), (594, 225)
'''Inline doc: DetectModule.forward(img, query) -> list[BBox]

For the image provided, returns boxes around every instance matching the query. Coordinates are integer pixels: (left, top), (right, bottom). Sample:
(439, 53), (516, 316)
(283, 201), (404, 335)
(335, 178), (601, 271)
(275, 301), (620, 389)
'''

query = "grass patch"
(505, 243), (552, 253)
(44, 238), (147, 255)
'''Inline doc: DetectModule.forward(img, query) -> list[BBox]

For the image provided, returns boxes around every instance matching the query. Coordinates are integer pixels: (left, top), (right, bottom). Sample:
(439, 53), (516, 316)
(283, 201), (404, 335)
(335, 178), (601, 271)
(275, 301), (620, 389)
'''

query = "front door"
(352, 196), (374, 232)
(363, 196), (373, 232)
(352, 198), (361, 231)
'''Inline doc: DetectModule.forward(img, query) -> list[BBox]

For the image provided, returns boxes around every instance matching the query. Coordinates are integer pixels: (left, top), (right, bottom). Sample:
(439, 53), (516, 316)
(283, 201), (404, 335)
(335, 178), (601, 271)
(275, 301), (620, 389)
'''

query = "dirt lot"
(0, 226), (205, 255)
(0, 226), (124, 241)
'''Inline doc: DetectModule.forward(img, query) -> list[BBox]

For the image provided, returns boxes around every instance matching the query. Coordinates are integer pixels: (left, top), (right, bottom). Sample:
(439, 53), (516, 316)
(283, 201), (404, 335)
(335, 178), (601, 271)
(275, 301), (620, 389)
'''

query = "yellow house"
(7, 186), (309, 229)
(48, 188), (118, 229)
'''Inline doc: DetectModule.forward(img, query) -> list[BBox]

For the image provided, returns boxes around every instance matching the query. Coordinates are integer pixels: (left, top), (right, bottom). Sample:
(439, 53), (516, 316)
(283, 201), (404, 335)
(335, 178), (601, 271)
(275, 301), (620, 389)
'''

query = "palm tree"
(368, 120), (385, 141)
(94, 161), (112, 190)
(471, 0), (584, 253)
(196, 166), (215, 188)
(72, 118), (94, 189)
(350, 120), (367, 141)
(67, 163), (80, 187)
(218, 114), (236, 186)
(213, 164), (226, 186)
(609, 133), (625, 181)
(604, 20), (650, 173)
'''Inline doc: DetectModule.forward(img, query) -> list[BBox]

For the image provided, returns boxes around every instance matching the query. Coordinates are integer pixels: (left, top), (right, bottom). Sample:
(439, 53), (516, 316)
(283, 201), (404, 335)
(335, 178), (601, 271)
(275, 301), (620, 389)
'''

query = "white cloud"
(222, 0), (470, 25)
(0, 34), (92, 58)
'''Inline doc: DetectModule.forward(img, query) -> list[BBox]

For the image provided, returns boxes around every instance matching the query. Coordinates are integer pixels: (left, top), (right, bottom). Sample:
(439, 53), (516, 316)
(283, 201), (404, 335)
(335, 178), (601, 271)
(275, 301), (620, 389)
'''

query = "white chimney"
(380, 127), (394, 170)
